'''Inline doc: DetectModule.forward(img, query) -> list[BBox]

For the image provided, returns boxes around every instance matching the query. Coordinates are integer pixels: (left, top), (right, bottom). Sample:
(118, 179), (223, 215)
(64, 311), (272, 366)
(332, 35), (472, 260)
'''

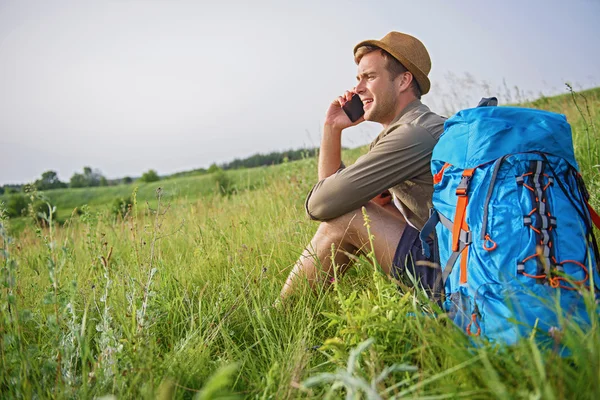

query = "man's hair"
(354, 45), (422, 99)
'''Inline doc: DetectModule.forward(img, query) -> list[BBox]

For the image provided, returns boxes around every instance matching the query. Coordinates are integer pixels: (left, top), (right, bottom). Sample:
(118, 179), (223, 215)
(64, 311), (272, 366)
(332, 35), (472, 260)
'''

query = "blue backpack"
(420, 99), (600, 345)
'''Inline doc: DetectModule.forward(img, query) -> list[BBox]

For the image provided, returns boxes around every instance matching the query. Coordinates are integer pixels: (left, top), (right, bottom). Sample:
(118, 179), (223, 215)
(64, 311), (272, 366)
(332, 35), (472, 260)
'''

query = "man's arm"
(318, 125), (343, 181)
(306, 124), (437, 221)
(318, 91), (364, 180)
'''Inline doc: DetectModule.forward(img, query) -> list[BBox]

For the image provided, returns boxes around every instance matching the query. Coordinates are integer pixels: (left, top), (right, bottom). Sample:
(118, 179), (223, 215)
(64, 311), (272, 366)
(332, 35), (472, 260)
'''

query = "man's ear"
(396, 72), (414, 93)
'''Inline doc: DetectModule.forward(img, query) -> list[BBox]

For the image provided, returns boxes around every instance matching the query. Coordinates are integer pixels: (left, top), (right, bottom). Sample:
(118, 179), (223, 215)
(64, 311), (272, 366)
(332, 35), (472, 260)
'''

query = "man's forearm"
(318, 125), (343, 181)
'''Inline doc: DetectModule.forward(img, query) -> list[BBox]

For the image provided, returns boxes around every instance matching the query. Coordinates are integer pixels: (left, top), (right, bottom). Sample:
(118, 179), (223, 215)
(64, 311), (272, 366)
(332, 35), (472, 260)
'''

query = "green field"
(1, 88), (599, 399)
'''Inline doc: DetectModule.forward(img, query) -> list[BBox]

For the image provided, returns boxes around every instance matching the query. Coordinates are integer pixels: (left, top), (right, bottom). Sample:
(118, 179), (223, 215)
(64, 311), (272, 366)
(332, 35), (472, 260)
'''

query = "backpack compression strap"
(453, 168), (476, 284)
(516, 160), (558, 283)
(421, 168), (476, 287)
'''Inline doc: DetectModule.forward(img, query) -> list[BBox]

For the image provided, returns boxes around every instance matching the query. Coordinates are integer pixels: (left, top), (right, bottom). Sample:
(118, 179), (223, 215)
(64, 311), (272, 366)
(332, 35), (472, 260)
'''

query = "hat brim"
(354, 39), (431, 95)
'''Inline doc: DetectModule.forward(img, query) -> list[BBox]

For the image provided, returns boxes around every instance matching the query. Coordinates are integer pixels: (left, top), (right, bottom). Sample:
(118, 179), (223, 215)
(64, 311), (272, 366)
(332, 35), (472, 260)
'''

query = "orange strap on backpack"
(452, 168), (476, 284)
(433, 162), (451, 185)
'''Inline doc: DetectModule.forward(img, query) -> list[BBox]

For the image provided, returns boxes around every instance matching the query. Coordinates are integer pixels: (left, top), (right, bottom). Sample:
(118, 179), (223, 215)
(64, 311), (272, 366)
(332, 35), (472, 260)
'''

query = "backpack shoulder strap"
(586, 201), (600, 229)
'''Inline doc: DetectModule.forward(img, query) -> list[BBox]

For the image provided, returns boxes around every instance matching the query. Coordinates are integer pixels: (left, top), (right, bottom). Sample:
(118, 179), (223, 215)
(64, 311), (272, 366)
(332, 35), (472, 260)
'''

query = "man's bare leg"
(280, 202), (406, 300)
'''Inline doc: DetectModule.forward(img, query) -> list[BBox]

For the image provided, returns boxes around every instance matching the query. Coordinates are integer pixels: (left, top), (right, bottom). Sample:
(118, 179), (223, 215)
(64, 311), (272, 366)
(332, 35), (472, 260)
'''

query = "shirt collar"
(389, 99), (423, 125)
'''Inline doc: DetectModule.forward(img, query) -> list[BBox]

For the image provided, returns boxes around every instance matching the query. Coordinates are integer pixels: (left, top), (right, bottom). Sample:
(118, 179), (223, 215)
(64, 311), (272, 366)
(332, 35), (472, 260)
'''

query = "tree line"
(0, 167), (160, 195)
(0, 147), (319, 220)
(0, 147), (319, 196)
(0, 167), (160, 219)
(221, 147), (318, 170)
(146, 147), (319, 179)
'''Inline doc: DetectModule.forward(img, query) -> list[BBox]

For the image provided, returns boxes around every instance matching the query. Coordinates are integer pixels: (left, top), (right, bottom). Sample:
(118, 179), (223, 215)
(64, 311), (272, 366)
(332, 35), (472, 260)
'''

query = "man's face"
(355, 51), (402, 124)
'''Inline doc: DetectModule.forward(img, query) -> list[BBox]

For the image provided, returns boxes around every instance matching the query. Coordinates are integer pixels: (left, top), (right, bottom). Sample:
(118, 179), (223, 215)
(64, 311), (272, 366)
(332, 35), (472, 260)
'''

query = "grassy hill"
(0, 88), (599, 398)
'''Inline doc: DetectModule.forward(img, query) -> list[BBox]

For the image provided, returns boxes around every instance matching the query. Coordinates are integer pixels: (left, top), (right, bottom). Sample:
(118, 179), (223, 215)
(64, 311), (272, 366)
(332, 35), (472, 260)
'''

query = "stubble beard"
(365, 88), (398, 125)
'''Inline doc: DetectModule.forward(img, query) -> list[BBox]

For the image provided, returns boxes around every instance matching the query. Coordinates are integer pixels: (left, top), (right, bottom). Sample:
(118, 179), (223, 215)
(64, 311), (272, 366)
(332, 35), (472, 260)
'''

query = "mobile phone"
(342, 94), (365, 122)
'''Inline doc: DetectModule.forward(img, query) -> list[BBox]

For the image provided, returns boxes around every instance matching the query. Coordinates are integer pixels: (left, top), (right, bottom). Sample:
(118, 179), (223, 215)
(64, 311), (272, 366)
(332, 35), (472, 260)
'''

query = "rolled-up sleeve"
(305, 124), (437, 221)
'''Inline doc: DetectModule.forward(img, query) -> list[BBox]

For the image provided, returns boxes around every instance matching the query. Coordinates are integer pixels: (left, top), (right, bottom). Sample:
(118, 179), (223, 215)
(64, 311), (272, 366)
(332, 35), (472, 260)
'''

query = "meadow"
(1, 88), (599, 399)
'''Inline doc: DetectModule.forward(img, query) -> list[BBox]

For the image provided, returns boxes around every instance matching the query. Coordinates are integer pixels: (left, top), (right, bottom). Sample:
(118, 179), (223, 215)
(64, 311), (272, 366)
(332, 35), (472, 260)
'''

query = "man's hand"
(324, 89), (365, 131)
(318, 89), (365, 181)
(371, 190), (392, 207)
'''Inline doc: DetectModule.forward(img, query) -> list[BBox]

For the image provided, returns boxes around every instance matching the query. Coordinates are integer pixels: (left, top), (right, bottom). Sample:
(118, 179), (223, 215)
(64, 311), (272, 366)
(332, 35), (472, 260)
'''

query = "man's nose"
(355, 80), (366, 94)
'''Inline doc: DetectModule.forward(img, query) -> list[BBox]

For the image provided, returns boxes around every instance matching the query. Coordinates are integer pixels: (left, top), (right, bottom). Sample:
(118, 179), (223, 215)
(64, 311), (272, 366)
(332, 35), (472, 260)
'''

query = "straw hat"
(354, 32), (431, 95)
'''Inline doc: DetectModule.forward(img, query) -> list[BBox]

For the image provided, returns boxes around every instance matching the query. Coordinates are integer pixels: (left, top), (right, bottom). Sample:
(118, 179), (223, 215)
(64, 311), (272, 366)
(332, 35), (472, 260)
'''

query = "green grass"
(0, 88), (599, 399)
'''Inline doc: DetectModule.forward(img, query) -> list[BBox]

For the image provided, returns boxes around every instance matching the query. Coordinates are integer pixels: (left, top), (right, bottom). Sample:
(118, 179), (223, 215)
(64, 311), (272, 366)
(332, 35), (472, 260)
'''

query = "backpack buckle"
(456, 175), (472, 196)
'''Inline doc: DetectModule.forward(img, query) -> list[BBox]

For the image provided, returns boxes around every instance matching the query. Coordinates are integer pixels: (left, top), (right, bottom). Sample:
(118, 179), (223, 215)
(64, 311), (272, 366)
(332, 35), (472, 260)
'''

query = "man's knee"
(316, 208), (363, 240)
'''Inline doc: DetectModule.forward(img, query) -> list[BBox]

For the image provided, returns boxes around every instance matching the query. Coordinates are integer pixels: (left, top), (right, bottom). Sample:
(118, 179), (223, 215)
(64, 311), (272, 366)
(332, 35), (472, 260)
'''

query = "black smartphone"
(342, 94), (365, 122)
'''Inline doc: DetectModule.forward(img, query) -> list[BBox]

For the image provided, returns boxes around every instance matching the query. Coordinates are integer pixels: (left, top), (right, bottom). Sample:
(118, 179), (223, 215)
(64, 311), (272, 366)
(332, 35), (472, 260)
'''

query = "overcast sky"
(1, 0), (598, 185)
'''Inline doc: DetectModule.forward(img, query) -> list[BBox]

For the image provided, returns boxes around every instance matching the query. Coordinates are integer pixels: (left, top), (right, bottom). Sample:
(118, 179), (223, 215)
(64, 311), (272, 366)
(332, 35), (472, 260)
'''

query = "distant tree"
(122, 176), (133, 184)
(0, 186), (4, 195)
(34, 170), (67, 191)
(86, 167), (104, 187)
(70, 173), (86, 188)
(70, 166), (105, 188)
(207, 163), (221, 174)
(5, 194), (28, 218)
(99, 176), (108, 186)
(0, 184), (23, 194)
(140, 169), (160, 183)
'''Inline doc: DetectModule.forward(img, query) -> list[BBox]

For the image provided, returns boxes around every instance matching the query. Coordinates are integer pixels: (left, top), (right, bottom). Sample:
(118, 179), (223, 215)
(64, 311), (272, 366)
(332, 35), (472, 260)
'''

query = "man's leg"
(280, 202), (406, 299)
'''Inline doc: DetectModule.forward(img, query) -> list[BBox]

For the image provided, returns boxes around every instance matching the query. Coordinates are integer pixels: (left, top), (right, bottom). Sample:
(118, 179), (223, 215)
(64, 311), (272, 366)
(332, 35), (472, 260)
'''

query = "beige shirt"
(305, 99), (446, 230)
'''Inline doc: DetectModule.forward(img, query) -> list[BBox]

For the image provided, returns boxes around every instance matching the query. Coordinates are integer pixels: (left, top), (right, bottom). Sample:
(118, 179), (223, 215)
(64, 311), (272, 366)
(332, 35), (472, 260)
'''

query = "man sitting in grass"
(280, 31), (446, 300)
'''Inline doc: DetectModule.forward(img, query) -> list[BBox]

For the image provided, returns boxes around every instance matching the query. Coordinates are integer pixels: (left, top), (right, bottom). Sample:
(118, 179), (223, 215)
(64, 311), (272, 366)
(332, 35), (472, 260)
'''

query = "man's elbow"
(305, 194), (339, 221)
